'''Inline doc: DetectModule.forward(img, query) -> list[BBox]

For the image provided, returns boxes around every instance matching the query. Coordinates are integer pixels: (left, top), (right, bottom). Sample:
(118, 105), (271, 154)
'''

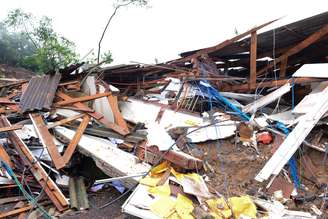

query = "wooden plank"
(0, 80), (28, 89)
(0, 184), (17, 189)
(56, 91), (128, 136)
(280, 57), (288, 78)
(0, 116), (69, 211)
(255, 83), (328, 182)
(0, 124), (23, 133)
(56, 91), (103, 120)
(0, 97), (20, 112)
(0, 98), (18, 105)
(0, 205), (33, 218)
(221, 77), (325, 92)
(59, 80), (80, 87)
(107, 95), (129, 132)
(0, 144), (13, 168)
(62, 115), (90, 164)
(55, 92), (112, 106)
(257, 25), (328, 77)
(0, 196), (25, 205)
(56, 106), (95, 113)
(0, 108), (18, 114)
(250, 31), (257, 89)
(29, 113), (65, 170)
(47, 114), (84, 129)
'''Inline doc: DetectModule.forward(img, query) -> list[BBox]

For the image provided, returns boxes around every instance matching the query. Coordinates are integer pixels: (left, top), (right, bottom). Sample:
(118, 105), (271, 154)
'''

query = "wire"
(1, 161), (52, 219)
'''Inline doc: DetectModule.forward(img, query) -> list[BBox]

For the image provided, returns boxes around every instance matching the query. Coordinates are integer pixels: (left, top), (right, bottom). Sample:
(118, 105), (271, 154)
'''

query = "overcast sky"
(0, 0), (327, 64)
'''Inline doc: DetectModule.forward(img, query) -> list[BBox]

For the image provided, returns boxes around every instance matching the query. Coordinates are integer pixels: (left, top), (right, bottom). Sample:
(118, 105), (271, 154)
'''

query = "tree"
(4, 9), (78, 73)
(0, 22), (37, 70)
(97, 0), (149, 63)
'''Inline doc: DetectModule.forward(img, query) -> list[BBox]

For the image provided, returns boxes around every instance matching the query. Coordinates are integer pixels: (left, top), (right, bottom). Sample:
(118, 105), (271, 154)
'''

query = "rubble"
(0, 11), (328, 219)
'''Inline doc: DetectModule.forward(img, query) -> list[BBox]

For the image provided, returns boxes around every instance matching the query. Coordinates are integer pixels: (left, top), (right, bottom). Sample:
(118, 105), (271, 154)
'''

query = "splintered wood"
(0, 116), (69, 211)
(30, 113), (90, 170)
(56, 91), (128, 135)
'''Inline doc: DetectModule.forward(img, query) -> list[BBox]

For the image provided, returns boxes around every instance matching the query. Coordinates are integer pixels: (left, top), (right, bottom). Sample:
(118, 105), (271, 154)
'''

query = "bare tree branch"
(97, 0), (138, 63)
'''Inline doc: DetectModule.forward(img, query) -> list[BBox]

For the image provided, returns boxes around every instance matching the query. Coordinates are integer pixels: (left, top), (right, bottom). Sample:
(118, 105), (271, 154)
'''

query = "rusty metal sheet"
(20, 73), (61, 113)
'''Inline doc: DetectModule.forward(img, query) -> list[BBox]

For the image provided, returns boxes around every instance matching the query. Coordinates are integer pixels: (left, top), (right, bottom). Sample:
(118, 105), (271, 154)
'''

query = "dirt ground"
(194, 138), (269, 197)
(193, 137), (328, 217)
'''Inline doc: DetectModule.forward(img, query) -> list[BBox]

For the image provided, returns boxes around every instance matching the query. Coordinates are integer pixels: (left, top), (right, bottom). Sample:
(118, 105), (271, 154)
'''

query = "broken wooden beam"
(0, 116), (69, 211)
(249, 31), (257, 89)
(280, 57), (288, 78)
(0, 196), (26, 205)
(55, 106), (95, 113)
(55, 92), (112, 106)
(0, 124), (23, 133)
(107, 94), (129, 132)
(221, 77), (325, 92)
(139, 145), (203, 170)
(0, 205), (33, 218)
(0, 98), (18, 105)
(47, 114), (85, 129)
(62, 115), (90, 164)
(56, 91), (129, 136)
(257, 25), (328, 77)
(30, 113), (66, 170)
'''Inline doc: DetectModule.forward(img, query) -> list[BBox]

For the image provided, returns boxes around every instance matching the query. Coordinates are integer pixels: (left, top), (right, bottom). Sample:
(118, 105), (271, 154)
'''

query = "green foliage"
(3, 9), (78, 73)
(84, 50), (113, 65)
(234, 27), (239, 35)
(0, 22), (36, 69)
(101, 50), (113, 64)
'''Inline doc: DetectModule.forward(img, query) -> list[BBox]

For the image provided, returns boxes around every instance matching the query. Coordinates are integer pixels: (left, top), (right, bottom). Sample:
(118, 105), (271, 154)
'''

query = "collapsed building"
(0, 11), (328, 219)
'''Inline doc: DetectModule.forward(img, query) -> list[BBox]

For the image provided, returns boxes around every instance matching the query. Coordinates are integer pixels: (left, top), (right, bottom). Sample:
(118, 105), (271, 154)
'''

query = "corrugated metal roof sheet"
(20, 73), (61, 113)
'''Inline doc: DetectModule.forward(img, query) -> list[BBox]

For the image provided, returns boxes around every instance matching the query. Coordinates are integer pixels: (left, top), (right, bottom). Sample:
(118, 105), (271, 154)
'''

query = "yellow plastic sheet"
(140, 161), (171, 187)
(148, 184), (171, 197)
(150, 196), (176, 218)
(167, 212), (181, 219)
(171, 168), (201, 183)
(151, 161), (170, 176)
(185, 120), (200, 126)
(139, 175), (162, 187)
(175, 194), (194, 219)
(228, 196), (257, 219)
(206, 198), (232, 219)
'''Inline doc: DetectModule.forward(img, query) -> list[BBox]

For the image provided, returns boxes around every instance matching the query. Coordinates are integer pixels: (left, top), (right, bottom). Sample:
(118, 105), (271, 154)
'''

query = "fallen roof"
(178, 11), (328, 78)
(20, 73), (61, 113)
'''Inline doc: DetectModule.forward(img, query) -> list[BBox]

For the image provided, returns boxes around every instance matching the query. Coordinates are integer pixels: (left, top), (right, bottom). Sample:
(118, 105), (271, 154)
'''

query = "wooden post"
(250, 31), (257, 89)
(280, 57), (288, 78)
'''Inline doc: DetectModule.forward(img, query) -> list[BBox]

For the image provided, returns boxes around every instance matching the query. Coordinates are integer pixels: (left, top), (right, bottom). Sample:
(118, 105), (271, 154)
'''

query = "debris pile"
(1, 11), (328, 219)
